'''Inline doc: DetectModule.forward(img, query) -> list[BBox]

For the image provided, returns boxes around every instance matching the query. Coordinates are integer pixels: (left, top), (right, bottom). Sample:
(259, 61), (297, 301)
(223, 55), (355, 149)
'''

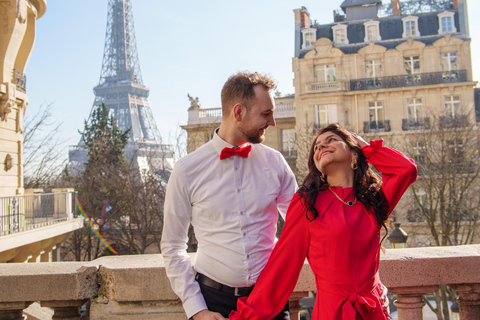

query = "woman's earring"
(320, 173), (327, 183)
(350, 159), (358, 170)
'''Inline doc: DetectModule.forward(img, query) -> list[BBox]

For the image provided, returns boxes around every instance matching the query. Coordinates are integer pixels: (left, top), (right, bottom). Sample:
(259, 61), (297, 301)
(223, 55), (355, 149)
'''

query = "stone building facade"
(0, 0), (47, 197)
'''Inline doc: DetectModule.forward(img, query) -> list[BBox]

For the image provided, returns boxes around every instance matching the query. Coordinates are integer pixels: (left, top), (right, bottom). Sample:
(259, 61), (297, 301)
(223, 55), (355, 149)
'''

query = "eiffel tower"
(69, 0), (173, 176)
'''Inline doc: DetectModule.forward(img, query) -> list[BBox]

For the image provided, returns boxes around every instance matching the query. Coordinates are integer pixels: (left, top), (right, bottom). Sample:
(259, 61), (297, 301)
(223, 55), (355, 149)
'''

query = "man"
(161, 71), (297, 320)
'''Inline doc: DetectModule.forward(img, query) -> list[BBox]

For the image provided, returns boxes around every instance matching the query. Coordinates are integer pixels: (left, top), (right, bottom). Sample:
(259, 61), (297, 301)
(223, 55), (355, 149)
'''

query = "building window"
(446, 138), (465, 166)
(413, 187), (429, 210)
(368, 101), (384, 129)
(407, 98), (424, 126)
(315, 105), (338, 128)
(366, 59), (382, 86)
(281, 129), (296, 157)
(402, 16), (420, 38)
(315, 105), (329, 128)
(404, 56), (421, 84)
(441, 52), (459, 80)
(438, 11), (456, 34)
(332, 24), (348, 45)
(444, 95), (461, 119)
(314, 64), (336, 83)
(302, 28), (317, 49)
(364, 20), (381, 42)
(412, 142), (426, 165)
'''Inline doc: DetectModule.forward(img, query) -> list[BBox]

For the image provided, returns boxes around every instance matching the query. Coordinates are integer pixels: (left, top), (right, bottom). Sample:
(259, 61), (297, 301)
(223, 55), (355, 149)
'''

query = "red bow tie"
(220, 145), (252, 160)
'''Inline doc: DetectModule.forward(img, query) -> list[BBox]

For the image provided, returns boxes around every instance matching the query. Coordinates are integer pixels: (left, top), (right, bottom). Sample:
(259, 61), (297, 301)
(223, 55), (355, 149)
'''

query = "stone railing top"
(1, 245), (480, 318)
(379, 244), (480, 289)
(0, 262), (97, 302)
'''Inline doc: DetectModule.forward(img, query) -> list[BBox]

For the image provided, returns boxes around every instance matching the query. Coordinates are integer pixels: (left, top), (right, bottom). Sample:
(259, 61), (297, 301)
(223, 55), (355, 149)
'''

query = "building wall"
(0, 0), (47, 197)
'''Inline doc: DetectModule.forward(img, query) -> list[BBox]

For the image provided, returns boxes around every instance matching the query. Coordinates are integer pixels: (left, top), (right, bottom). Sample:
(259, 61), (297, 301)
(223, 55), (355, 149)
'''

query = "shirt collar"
(212, 128), (251, 157)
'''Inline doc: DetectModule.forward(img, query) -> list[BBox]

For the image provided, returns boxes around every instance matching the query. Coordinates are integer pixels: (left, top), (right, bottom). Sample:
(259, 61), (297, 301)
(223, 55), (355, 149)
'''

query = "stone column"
(390, 286), (438, 320)
(0, 302), (32, 320)
(41, 300), (86, 320)
(450, 283), (480, 320)
(288, 291), (309, 320)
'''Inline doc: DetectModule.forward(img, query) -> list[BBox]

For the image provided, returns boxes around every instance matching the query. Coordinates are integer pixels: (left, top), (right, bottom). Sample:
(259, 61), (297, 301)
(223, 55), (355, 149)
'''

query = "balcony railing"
(350, 70), (468, 91)
(0, 192), (77, 236)
(439, 114), (469, 128)
(187, 108), (222, 125)
(12, 69), (26, 93)
(402, 117), (431, 131)
(305, 80), (349, 93)
(281, 150), (297, 159)
(363, 120), (391, 133)
(0, 245), (479, 319)
(275, 101), (295, 119)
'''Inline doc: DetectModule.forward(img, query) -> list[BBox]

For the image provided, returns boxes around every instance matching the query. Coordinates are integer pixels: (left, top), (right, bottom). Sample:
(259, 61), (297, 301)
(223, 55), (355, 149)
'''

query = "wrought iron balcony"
(363, 120), (391, 133)
(0, 192), (78, 236)
(280, 150), (297, 159)
(401, 117), (431, 131)
(350, 70), (468, 91)
(12, 69), (26, 93)
(439, 114), (469, 128)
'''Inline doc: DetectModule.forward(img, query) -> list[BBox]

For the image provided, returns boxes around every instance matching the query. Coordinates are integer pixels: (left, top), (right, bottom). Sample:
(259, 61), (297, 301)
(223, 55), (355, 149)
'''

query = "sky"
(25, 0), (480, 152)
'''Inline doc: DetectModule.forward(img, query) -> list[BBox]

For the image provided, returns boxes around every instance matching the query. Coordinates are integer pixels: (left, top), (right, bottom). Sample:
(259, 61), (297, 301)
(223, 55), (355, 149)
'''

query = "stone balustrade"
(0, 245), (479, 320)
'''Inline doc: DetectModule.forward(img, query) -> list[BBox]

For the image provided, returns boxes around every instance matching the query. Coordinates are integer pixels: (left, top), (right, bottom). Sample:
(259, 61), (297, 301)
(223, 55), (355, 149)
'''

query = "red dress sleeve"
(362, 139), (417, 214)
(229, 193), (310, 320)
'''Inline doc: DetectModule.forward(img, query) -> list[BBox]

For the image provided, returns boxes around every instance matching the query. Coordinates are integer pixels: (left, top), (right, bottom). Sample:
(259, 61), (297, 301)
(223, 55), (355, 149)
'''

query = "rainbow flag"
(76, 198), (119, 255)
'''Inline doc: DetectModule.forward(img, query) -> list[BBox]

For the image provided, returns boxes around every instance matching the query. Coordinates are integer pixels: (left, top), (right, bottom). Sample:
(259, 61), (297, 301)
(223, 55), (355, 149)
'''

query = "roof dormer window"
(302, 28), (317, 49)
(332, 24), (348, 45)
(402, 16), (420, 38)
(438, 11), (456, 34)
(364, 20), (381, 42)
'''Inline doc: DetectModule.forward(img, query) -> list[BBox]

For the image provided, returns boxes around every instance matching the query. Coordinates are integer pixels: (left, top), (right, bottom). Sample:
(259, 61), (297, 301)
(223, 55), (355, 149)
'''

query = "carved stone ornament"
(17, 0), (27, 23)
(187, 94), (200, 110)
(5, 154), (13, 171)
(1, 99), (14, 121)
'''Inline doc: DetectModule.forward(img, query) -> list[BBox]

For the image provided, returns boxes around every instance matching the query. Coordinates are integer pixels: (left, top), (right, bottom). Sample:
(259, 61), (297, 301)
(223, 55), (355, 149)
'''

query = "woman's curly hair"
(298, 124), (390, 234)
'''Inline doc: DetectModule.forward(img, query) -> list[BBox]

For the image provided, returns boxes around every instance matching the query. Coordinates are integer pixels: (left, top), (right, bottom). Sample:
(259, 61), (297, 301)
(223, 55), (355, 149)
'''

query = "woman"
(229, 124), (417, 320)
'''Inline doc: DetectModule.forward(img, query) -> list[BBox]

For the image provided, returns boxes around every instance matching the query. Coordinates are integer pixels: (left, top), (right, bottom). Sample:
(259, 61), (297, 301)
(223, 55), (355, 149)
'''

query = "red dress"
(229, 140), (417, 320)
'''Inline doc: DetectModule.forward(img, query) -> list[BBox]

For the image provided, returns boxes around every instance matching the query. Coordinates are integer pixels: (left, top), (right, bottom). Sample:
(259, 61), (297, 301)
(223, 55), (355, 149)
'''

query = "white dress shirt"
(161, 130), (297, 318)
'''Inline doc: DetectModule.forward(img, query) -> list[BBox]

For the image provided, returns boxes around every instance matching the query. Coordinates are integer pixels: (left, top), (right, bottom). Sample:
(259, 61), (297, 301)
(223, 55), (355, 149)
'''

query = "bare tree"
(402, 110), (480, 320)
(23, 102), (68, 189)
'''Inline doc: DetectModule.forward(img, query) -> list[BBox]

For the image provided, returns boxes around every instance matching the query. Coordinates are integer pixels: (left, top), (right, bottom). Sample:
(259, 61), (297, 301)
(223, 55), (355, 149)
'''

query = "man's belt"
(195, 273), (255, 297)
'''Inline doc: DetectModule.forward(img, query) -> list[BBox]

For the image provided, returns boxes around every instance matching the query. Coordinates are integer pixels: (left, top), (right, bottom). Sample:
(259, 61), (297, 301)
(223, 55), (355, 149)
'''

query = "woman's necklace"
(328, 187), (357, 206)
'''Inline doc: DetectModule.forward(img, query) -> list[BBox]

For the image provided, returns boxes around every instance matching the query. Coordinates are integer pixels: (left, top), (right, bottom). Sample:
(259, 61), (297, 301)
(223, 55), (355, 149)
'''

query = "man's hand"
(192, 309), (226, 320)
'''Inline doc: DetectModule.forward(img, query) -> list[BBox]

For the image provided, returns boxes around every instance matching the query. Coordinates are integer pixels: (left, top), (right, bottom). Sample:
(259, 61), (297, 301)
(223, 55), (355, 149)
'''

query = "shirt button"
(247, 255), (250, 259)
(237, 189), (240, 193)
(240, 211), (244, 215)
(235, 167), (239, 170)
(243, 232), (246, 236)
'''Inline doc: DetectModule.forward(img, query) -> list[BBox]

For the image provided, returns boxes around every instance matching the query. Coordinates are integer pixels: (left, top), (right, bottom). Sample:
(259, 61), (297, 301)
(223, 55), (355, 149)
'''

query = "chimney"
(452, 0), (458, 9)
(391, 0), (401, 16)
(300, 6), (310, 28)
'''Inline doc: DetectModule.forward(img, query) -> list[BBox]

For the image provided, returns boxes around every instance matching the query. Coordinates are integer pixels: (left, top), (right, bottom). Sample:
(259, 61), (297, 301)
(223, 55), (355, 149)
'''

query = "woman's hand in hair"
(350, 132), (369, 149)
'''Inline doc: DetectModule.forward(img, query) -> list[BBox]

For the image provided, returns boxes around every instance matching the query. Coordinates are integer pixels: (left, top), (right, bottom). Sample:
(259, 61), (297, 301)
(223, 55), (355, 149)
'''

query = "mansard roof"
(299, 8), (465, 58)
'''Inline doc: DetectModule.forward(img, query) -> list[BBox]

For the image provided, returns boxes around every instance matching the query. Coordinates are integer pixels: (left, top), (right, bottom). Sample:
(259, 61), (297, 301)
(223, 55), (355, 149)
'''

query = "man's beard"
(238, 124), (266, 144)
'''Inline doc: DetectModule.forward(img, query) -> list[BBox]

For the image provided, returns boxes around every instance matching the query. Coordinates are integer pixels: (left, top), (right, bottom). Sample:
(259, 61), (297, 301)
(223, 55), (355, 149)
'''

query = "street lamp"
(450, 301), (459, 320)
(388, 222), (408, 248)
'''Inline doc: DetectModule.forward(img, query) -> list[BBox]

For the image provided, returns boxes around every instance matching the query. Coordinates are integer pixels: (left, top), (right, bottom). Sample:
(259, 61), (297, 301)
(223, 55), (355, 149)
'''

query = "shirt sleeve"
(160, 161), (207, 318)
(276, 153), (298, 220)
(229, 193), (310, 320)
(362, 139), (418, 214)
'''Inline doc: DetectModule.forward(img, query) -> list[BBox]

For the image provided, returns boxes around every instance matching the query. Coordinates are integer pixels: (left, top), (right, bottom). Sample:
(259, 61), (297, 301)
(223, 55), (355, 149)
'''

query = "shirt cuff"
(361, 138), (384, 157)
(183, 294), (208, 319)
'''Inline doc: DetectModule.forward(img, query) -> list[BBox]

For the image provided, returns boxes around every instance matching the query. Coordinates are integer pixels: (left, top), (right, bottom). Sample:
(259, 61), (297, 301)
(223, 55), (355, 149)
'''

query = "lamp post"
(450, 301), (459, 320)
(388, 222), (408, 248)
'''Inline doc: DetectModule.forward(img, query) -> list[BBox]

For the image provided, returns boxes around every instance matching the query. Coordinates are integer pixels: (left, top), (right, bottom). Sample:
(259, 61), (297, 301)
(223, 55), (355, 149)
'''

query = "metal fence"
(0, 192), (77, 236)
